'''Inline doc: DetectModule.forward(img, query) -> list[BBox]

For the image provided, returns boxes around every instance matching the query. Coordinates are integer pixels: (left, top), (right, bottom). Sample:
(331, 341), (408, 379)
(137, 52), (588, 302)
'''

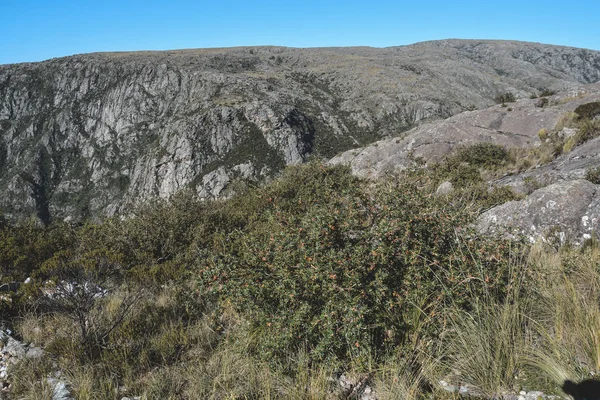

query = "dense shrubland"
(0, 158), (599, 398)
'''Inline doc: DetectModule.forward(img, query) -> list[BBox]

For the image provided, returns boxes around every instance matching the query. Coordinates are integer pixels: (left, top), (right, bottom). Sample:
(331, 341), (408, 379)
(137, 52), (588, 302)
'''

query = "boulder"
(535, 97), (549, 108)
(478, 179), (600, 245)
(436, 181), (454, 196)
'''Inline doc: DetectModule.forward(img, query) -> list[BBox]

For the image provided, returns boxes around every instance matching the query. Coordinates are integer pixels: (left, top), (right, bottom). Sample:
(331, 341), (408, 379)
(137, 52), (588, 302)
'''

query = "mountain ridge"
(1, 39), (600, 221)
(6, 38), (598, 65)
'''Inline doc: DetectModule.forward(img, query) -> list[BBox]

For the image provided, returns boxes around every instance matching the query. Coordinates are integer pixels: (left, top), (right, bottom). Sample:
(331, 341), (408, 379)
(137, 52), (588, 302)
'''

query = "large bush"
(198, 164), (518, 364)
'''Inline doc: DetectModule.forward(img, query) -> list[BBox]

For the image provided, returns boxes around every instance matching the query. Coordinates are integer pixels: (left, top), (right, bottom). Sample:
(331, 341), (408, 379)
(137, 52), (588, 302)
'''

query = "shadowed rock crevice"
(562, 379), (600, 400)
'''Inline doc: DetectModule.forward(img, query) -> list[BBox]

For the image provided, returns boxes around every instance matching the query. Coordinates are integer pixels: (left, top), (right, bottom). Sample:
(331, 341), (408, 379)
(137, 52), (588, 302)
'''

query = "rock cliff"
(2, 40), (600, 220)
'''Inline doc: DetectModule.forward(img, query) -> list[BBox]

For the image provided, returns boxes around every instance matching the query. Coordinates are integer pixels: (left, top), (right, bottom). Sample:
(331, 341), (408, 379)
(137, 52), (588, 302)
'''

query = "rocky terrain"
(330, 82), (600, 244)
(1, 40), (600, 221)
(330, 83), (600, 176)
(478, 179), (600, 245)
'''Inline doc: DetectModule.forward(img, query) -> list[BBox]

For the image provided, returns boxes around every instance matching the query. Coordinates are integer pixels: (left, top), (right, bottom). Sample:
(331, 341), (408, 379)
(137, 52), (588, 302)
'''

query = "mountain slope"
(1, 39), (600, 221)
(330, 83), (600, 177)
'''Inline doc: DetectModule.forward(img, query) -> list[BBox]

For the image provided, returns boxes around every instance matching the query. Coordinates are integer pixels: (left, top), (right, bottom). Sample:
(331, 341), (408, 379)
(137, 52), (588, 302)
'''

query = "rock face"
(1, 40), (600, 220)
(330, 83), (600, 177)
(477, 180), (600, 245)
(494, 134), (600, 193)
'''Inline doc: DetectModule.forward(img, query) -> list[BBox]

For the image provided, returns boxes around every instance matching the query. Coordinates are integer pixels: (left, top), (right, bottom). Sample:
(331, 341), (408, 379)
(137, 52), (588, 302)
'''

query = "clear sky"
(1, 0), (599, 65)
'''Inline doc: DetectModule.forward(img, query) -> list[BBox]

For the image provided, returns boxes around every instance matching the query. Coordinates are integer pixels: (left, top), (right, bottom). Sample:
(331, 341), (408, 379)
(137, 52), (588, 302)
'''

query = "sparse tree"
(39, 249), (144, 360)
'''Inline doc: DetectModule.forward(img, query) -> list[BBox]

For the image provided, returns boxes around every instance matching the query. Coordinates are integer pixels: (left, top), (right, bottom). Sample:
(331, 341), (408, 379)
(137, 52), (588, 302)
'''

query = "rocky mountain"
(1, 39), (600, 221)
(330, 83), (600, 177)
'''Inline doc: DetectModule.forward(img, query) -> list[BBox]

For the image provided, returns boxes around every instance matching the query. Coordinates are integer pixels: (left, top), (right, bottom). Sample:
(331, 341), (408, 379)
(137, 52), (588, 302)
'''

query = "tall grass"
(526, 244), (600, 387)
(441, 297), (530, 397)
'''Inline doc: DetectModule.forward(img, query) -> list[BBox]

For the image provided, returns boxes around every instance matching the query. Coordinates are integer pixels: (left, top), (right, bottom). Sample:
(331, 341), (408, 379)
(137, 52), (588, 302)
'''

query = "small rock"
(436, 181), (454, 196)
(338, 373), (354, 391)
(25, 346), (44, 359)
(4, 338), (25, 358)
(439, 379), (457, 392)
(527, 391), (544, 397)
(48, 377), (73, 400)
(535, 98), (548, 108)
(558, 127), (577, 139)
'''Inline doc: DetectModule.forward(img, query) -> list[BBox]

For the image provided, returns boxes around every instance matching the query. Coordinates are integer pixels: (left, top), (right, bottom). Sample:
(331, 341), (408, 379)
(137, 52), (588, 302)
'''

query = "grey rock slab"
(478, 179), (600, 245)
(330, 83), (600, 178)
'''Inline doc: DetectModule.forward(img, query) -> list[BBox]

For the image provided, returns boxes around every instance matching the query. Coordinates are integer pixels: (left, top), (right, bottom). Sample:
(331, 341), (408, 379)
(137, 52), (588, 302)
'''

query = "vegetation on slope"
(0, 160), (599, 398)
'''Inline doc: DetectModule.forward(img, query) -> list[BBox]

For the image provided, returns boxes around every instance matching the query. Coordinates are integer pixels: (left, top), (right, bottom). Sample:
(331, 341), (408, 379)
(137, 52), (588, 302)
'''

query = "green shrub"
(575, 117), (600, 143)
(0, 220), (75, 282)
(495, 92), (516, 104)
(585, 166), (600, 184)
(430, 143), (513, 189)
(198, 164), (519, 365)
(574, 101), (600, 120)
(539, 89), (556, 97)
(453, 143), (511, 169)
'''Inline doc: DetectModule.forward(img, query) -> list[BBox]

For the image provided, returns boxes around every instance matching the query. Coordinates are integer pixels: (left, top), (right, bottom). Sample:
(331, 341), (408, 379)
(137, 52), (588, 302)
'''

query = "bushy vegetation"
(530, 89), (556, 99)
(430, 143), (513, 186)
(1, 161), (599, 398)
(495, 92), (516, 104)
(586, 166), (600, 184)
(199, 165), (516, 366)
(574, 101), (600, 120)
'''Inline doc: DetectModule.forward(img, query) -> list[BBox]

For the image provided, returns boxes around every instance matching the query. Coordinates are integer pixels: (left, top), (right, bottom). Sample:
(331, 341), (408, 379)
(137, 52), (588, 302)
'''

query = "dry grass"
(554, 112), (578, 132)
(374, 354), (438, 400)
(435, 266), (531, 398)
(526, 245), (600, 385)
(10, 243), (600, 399)
(7, 357), (55, 399)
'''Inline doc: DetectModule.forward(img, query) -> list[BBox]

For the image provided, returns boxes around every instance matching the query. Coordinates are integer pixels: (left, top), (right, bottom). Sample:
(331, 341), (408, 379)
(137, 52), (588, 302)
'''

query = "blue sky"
(1, 0), (599, 64)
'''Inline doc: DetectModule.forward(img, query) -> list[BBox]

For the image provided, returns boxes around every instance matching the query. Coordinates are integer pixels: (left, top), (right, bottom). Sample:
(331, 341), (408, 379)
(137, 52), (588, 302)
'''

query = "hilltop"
(1, 39), (600, 221)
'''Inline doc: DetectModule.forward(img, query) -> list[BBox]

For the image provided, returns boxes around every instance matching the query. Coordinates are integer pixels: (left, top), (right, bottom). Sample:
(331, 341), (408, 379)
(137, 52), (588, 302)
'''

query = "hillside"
(330, 82), (600, 177)
(1, 39), (600, 221)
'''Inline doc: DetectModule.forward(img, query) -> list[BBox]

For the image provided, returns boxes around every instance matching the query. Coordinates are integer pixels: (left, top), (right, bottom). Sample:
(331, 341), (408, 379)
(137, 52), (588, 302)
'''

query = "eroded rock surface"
(2, 40), (600, 220)
(494, 135), (600, 193)
(478, 180), (600, 245)
(330, 84), (600, 177)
